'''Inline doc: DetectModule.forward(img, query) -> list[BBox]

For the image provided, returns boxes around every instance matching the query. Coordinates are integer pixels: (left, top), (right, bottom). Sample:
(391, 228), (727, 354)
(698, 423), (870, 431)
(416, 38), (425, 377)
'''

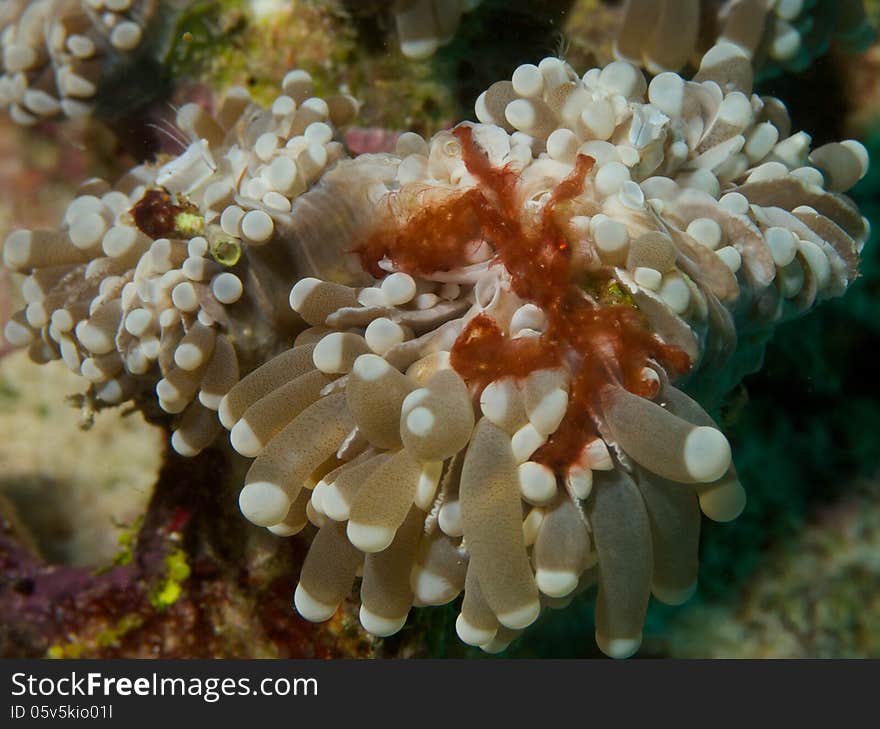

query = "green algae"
(149, 548), (192, 611)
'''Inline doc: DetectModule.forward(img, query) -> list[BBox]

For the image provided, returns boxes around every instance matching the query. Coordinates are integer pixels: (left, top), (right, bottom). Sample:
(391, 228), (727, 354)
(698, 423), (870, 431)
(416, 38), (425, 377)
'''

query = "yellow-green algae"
(149, 549), (192, 611)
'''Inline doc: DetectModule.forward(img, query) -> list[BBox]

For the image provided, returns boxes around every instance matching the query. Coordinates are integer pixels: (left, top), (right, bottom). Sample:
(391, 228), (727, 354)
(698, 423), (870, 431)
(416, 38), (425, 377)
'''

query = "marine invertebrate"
(218, 47), (868, 657)
(615, 0), (875, 76)
(2, 69), (360, 452)
(392, 0), (481, 59)
(344, 0), (481, 60)
(1, 22), (871, 657)
(0, 0), (178, 125)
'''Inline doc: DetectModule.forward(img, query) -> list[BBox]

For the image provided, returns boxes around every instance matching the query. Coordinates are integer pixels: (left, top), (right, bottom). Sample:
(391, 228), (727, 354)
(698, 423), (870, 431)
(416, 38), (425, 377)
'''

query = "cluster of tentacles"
(0, 0), (174, 124)
(1, 39), (870, 656)
(616, 0), (874, 77)
(3, 69), (360, 451)
(215, 49), (867, 656)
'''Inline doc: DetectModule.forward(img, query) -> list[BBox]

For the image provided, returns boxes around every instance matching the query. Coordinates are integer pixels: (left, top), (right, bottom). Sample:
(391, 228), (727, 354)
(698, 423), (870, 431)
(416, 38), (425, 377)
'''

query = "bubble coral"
(0, 0), (179, 125)
(615, 0), (875, 76)
(1, 39), (871, 658)
(2, 69), (361, 452)
(211, 45), (869, 657)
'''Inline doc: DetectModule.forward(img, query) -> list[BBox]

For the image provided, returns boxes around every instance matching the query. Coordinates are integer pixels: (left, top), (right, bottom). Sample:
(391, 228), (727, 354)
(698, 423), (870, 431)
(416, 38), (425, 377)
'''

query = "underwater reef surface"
(0, 0), (879, 659)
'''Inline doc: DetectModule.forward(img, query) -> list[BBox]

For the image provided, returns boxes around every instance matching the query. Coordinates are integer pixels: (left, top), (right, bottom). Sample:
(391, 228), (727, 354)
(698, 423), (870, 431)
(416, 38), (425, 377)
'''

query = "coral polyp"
(341, 0), (480, 60)
(0, 0), (173, 125)
(615, 0), (875, 77)
(392, 0), (481, 59)
(0, 15), (871, 654)
(212, 47), (868, 657)
(2, 70), (360, 451)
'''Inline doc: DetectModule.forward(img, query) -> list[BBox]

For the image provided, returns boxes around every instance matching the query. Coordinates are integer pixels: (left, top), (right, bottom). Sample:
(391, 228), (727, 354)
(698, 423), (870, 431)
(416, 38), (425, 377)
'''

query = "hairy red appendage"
(357, 187), (486, 277)
(358, 125), (692, 469)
